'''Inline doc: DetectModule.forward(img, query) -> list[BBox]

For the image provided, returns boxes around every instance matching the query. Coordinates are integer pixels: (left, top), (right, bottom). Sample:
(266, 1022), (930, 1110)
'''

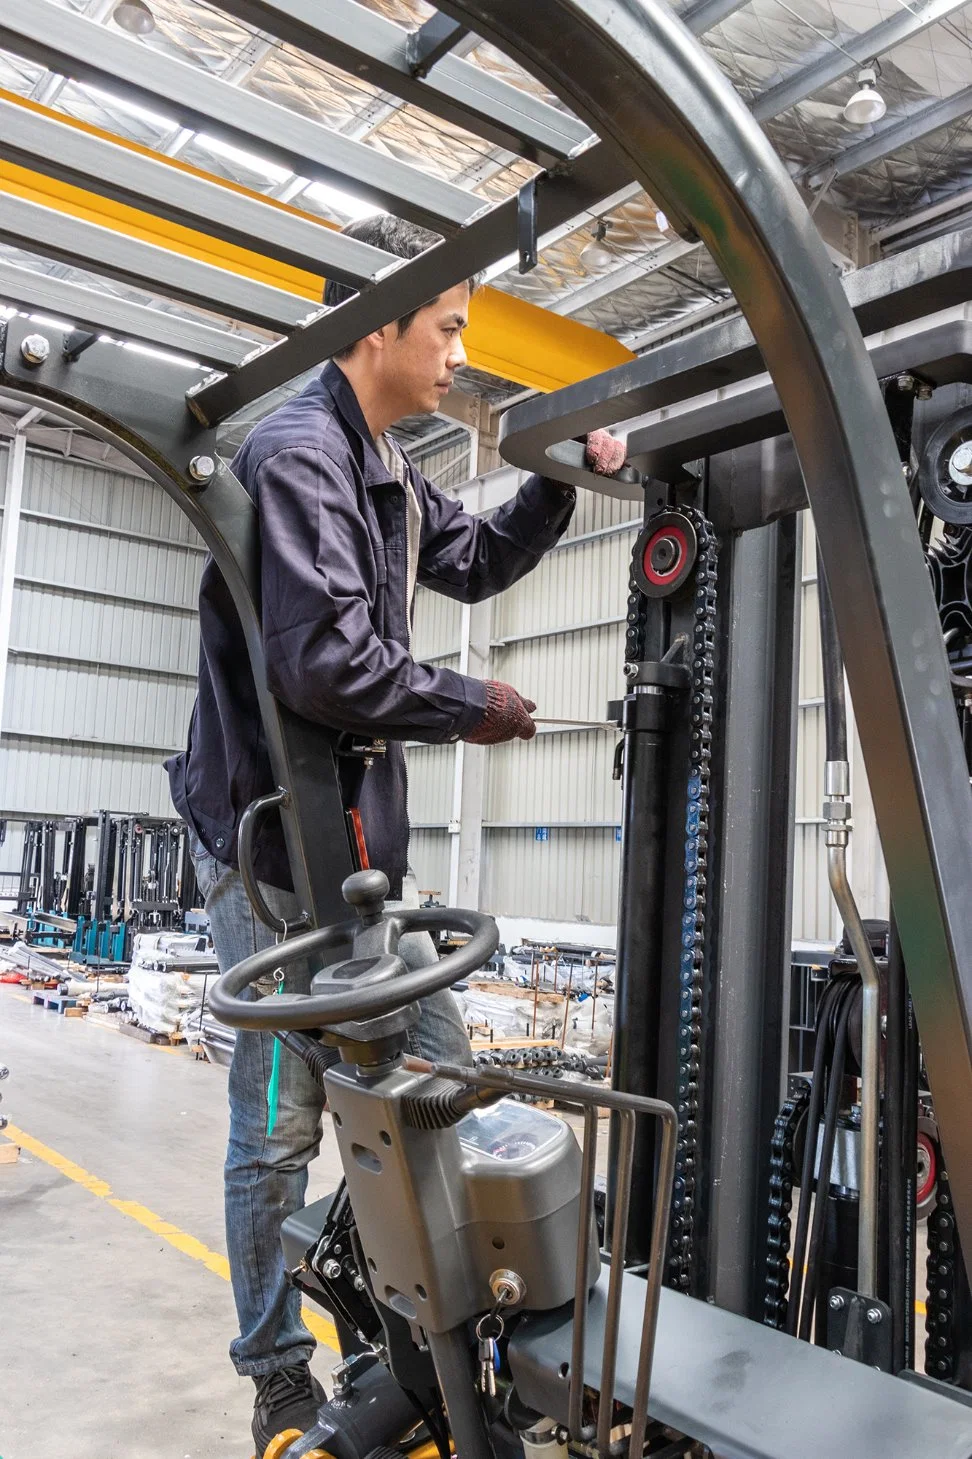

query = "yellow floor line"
(2, 1122), (339, 1351)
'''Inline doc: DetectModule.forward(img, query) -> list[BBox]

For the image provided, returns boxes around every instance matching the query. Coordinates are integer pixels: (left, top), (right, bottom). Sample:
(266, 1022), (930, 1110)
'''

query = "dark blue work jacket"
(166, 362), (575, 899)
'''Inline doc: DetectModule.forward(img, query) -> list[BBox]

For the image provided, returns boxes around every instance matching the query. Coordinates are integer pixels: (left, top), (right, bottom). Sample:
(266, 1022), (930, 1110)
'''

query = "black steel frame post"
(439, 0), (972, 1256)
(0, 317), (355, 974)
(609, 655), (690, 1265)
(65, 817), (87, 920)
(701, 507), (800, 1315)
(92, 808), (113, 924)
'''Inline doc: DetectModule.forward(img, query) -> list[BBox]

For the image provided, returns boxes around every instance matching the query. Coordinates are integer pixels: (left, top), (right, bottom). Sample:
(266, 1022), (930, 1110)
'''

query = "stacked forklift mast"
(9, 810), (199, 963)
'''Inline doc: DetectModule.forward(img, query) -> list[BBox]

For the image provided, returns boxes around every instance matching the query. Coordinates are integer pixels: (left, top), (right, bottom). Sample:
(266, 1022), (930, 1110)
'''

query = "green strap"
(266, 973), (284, 1137)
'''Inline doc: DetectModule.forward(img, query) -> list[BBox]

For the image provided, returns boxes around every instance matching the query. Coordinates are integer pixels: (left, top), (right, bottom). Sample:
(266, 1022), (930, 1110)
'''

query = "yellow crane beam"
(0, 87), (633, 391)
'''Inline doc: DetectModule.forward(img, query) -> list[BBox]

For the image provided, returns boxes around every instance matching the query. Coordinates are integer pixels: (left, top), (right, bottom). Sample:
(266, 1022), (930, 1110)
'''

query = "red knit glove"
(585, 429), (627, 475)
(463, 681), (537, 745)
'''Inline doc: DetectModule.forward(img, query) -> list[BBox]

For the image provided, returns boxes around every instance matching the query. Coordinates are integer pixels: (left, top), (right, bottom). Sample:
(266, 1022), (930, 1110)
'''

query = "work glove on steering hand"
(463, 681), (537, 745)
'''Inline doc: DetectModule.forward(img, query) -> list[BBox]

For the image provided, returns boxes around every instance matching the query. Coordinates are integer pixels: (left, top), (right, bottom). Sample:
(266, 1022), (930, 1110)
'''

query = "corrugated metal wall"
(0, 445), (203, 821)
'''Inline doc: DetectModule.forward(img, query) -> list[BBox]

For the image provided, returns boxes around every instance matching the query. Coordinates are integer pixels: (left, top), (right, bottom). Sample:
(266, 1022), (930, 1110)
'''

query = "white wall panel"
(10, 582), (198, 672)
(16, 517), (201, 608)
(412, 587), (462, 661)
(792, 824), (836, 943)
(491, 622), (625, 724)
(481, 827), (620, 925)
(0, 738), (173, 816)
(795, 704), (824, 823)
(492, 530), (634, 640)
(485, 730), (620, 825)
(564, 490), (641, 540)
(0, 445), (200, 820)
(4, 658), (193, 750)
(21, 452), (201, 546)
(407, 828), (452, 900)
(405, 743), (454, 826)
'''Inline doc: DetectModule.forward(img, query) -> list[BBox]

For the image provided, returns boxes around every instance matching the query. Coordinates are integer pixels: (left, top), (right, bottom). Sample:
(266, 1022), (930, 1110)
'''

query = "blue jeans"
(190, 836), (470, 1377)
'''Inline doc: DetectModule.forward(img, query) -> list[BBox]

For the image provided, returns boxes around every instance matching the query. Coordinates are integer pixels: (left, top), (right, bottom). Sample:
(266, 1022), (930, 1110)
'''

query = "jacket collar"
(318, 361), (402, 489)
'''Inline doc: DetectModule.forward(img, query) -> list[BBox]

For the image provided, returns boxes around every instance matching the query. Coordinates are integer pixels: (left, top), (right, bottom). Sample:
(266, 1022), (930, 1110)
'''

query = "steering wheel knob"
(342, 869), (390, 922)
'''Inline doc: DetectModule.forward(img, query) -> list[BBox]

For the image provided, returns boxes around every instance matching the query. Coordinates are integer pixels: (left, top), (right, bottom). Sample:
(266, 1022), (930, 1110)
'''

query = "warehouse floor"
(0, 986), (343, 1459)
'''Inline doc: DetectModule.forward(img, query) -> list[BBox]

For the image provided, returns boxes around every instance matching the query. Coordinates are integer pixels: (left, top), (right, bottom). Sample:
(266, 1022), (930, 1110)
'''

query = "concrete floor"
(0, 985), (344, 1459)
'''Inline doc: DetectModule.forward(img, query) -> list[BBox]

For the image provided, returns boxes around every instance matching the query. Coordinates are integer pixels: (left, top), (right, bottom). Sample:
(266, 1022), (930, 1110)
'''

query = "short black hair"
(323, 214), (483, 360)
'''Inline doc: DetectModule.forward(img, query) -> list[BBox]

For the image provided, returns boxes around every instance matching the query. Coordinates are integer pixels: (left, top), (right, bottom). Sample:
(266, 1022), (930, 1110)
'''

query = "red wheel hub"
(643, 524), (688, 586)
(917, 1130), (937, 1208)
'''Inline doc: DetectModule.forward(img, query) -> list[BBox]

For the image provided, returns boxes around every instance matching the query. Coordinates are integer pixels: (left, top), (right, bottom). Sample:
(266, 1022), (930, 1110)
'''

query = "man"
(166, 213), (624, 1455)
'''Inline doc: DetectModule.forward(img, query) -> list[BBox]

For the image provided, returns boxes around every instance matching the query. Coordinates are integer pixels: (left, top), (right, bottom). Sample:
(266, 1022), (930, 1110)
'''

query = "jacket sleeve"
(257, 446), (486, 740)
(416, 468), (576, 602)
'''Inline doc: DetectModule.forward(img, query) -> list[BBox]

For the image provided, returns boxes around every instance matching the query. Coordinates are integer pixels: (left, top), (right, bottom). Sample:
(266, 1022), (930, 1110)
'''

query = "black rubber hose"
(274, 1029), (337, 1087)
(816, 541), (847, 763)
(799, 986), (855, 1343)
(786, 978), (842, 1335)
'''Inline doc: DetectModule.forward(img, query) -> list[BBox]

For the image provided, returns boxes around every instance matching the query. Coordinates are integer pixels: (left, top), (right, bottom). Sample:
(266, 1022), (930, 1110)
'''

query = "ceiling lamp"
(843, 64), (886, 126)
(580, 219), (614, 271)
(112, 0), (156, 35)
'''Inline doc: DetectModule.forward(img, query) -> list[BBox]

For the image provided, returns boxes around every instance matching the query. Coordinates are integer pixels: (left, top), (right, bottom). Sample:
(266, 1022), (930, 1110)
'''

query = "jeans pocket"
(188, 832), (220, 903)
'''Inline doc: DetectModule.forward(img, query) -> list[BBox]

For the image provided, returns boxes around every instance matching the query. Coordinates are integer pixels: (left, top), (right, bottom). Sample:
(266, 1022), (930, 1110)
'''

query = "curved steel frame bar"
(0, 318), (354, 956)
(432, 0), (972, 1245)
(2, 0), (972, 1247)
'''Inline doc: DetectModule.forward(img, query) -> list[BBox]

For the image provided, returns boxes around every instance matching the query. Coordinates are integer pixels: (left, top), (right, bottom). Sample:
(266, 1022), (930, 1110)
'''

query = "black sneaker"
(251, 1362), (325, 1458)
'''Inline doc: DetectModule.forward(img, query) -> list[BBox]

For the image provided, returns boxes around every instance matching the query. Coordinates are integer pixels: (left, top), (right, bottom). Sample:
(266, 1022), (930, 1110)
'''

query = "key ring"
(475, 1311), (505, 1343)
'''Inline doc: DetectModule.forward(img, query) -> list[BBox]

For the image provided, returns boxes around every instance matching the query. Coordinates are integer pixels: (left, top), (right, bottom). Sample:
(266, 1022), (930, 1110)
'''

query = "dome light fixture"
(580, 219), (614, 271)
(112, 0), (156, 36)
(843, 63), (886, 126)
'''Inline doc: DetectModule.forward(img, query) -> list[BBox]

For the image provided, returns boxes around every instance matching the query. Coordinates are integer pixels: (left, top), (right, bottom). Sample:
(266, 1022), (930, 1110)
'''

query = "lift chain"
(763, 1082), (811, 1329)
(926, 1160), (959, 1381)
(626, 505), (718, 1292)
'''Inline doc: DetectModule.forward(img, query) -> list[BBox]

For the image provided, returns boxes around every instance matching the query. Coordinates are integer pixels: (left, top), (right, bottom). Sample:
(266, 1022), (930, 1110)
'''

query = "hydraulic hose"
(799, 985), (855, 1342)
(816, 544), (847, 763)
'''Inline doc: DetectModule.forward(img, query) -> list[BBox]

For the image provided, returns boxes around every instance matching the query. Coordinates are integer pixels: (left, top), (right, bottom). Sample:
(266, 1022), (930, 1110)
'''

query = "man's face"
(380, 282), (470, 417)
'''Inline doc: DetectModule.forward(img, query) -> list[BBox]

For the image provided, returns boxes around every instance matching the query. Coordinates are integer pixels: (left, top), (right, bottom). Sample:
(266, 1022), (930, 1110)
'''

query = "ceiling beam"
(551, 239), (701, 316)
(212, 0), (590, 163)
(752, 0), (969, 123)
(680, 0), (751, 36)
(0, 0), (483, 233)
(0, 94), (397, 287)
(0, 193), (313, 331)
(0, 259), (259, 368)
(805, 83), (972, 188)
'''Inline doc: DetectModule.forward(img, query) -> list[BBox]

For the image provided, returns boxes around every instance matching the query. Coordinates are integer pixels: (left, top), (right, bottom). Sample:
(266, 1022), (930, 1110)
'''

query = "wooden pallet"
(118, 1021), (185, 1046)
(31, 990), (78, 1014)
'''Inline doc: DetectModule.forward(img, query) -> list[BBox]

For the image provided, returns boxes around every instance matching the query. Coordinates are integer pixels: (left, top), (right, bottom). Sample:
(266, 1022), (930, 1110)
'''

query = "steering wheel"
(207, 869), (499, 1031)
